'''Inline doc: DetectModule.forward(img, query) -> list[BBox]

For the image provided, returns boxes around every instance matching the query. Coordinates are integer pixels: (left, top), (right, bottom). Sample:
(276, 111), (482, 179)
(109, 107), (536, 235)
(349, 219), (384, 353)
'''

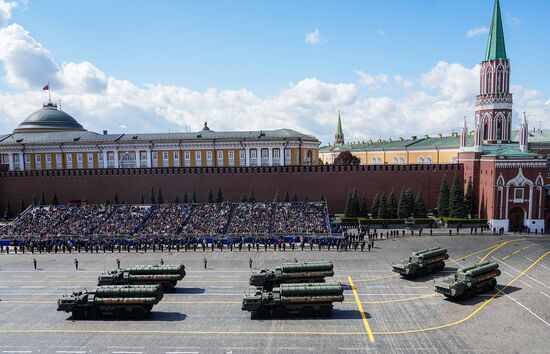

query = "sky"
(0, 0), (549, 145)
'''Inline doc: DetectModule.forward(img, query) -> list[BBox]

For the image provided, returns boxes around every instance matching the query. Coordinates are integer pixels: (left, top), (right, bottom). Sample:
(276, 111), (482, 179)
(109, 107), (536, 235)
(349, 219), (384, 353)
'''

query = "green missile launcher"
(242, 282), (344, 318)
(250, 261), (334, 290)
(98, 264), (186, 292)
(392, 247), (449, 278)
(57, 284), (163, 320)
(435, 261), (500, 299)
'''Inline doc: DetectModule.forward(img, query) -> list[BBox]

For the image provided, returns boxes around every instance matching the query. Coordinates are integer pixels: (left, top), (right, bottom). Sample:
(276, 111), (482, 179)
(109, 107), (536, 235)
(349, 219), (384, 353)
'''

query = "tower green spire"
(336, 111), (343, 136)
(485, 0), (507, 61)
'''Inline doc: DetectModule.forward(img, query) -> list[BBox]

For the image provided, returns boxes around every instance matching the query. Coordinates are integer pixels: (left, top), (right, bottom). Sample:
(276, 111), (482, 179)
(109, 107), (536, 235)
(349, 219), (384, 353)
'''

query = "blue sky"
(0, 0), (549, 144)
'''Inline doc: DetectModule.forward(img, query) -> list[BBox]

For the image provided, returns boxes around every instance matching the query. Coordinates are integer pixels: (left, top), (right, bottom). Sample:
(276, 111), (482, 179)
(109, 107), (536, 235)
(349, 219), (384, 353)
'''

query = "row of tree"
(437, 175), (476, 218)
(344, 188), (427, 219)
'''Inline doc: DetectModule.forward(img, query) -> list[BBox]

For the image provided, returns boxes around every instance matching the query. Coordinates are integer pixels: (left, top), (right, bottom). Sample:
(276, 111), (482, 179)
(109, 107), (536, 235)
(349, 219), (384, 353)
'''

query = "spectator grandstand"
(0, 201), (331, 238)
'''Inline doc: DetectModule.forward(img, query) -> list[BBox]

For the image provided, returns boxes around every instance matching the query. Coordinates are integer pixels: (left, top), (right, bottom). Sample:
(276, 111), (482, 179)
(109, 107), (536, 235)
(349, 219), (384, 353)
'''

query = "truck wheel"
(256, 308), (270, 318)
(161, 283), (173, 292)
(438, 262), (445, 271)
(273, 307), (287, 318)
(72, 309), (84, 320)
(114, 308), (128, 320)
(131, 308), (146, 319)
(318, 306), (332, 317)
(88, 308), (101, 320)
(489, 279), (497, 290)
(300, 307), (314, 317)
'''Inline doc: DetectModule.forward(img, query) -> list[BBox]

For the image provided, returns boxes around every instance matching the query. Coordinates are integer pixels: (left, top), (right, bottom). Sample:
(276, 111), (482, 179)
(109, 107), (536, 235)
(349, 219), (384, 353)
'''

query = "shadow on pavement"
(171, 287), (205, 294)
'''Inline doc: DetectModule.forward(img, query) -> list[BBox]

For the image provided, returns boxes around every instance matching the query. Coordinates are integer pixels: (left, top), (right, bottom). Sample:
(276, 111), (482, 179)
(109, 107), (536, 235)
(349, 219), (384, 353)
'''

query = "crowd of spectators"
(0, 201), (330, 238)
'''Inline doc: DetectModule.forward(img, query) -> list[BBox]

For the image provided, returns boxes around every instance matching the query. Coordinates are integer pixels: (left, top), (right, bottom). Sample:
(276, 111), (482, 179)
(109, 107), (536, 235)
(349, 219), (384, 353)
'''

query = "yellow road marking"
(503, 245), (533, 260)
(456, 242), (504, 260)
(480, 239), (527, 262)
(372, 250), (550, 335)
(348, 275), (375, 343)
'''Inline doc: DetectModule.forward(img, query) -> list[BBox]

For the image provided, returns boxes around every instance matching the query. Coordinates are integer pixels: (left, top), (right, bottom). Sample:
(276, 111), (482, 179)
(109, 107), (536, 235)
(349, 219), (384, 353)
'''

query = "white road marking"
(2, 351), (32, 354)
(540, 291), (550, 299)
(21, 286), (44, 289)
(493, 257), (550, 289)
(165, 352), (198, 354)
(111, 352), (143, 354)
(276, 348), (313, 351)
(501, 291), (550, 327)
(11, 276), (31, 278)
(56, 351), (87, 354)
(209, 286), (234, 289)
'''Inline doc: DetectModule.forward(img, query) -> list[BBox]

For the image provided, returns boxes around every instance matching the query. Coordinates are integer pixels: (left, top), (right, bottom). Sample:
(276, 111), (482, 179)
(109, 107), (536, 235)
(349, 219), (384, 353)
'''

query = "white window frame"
(514, 188), (524, 202)
(206, 151), (212, 160)
(229, 151), (234, 159)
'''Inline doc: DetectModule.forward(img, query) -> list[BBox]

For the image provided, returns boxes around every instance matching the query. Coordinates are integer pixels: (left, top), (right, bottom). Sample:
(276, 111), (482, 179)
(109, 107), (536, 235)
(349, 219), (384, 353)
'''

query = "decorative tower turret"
(475, 0), (512, 145)
(334, 111), (345, 145)
(519, 112), (529, 152)
(460, 117), (468, 152)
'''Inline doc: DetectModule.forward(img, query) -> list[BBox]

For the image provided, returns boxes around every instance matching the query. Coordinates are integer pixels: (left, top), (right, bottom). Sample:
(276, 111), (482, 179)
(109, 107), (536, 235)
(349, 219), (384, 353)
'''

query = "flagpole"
(48, 81), (51, 102)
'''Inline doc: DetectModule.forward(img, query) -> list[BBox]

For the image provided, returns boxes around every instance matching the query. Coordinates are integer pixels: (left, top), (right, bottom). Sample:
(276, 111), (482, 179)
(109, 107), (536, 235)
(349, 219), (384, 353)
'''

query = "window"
(285, 150), (291, 158)
(418, 157), (425, 164)
(46, 154), (51, 163)
(514, 188), (524, 201)
(217, 151), (223, 160)
(273, 149), (280, 158)
(66, 155), (72, 162)
(195, 151), (201, 160)
(207, 151), (212, 160)
(184, 151), (191, 160)
(399, 157), (405, 165)
(98, 153), (103, 161)
(250, 149), (257, 159)
(173, 151), (180, 160)
(239, 150), (245, 160)
(393, 157), (398, 164)
(140, 151), (147, 161)
(229, 151), (234, 159)
(87, 153), (93, 164)
(35, 155), (41, 163)
(163, 152), (169, 160)
(152, 152), (158, 160)
(261, 149), (268, 158)
(451, 157), (457, 164)
(425, 157), (432, 164)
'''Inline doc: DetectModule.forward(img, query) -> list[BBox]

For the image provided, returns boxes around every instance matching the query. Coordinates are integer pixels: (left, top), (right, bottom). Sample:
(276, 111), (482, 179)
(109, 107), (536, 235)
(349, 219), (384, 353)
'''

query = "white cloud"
(506, 14), (521, 26)
(0, 0), (16, 27)
(305, 28), (325, 45)
(0, 21), (548, 146)
(466, 27), (489, 38)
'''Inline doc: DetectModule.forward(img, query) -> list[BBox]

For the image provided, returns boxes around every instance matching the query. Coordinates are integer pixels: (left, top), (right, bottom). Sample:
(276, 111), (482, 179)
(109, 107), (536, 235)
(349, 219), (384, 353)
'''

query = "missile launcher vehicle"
(435, 261), (500, 299)
(98, 264), (186, 292)
(250, 261), (334, 290)
(392, 247), (449, 278)
(242, 282), (344, 318)
(57, 284), (163, 320)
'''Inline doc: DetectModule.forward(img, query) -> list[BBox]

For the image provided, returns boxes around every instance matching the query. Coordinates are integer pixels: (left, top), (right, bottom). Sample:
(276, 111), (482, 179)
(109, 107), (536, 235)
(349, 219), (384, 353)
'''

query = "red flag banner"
(42, 84), (49, 90)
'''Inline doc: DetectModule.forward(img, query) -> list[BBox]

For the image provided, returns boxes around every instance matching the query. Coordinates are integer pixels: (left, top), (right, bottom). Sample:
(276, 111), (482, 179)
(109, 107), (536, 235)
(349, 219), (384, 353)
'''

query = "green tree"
(371, 194), (381, 218)
(157, 188), (164, 204)
(464, 180), (476, 218)
(113, 192), (120, 204)
(273, 190), (281, 202)
(437, 177), (450, 217)
(378, 194), (388, 219)
(51, 192), (59, 206)
(284, 190), (290, 202)
(150, 187), (156, 204)
(248, 187), (255, 203)
(105, 197), (111, 205)
(216, 187), (224, 203)
(4, 201), (11, 219)
(32, 194), (37, 207)
(240, 194), (248, 203)
(208, 189), (214, 203)
(398, 188), (415, 218)
(449, 174), (465, 218)
(292, 192), (299, 202)
(360, 194), (369, 217)
(174, 196), (180, 203)
(19, 199), (26, 215)
(320, 193), (325, 202)
(192, 190), (197, 203)
(387, 191), (398, 218)
(183, 192), (189, 203)
(415, 191), (427, 217)
(140, 193), (145, 204)
(40, 192), (46, 206)
(344, 189), (360, 218)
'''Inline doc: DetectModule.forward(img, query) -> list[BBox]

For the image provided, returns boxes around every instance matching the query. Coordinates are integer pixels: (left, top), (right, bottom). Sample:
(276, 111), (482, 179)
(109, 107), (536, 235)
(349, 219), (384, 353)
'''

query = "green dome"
(14, 103), (86, 132)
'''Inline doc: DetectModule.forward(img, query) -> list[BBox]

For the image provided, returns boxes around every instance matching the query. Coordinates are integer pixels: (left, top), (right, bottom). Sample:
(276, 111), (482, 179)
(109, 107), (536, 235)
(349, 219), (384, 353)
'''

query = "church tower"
(475, 0), (512, 145)
(334, 111), (345, 145)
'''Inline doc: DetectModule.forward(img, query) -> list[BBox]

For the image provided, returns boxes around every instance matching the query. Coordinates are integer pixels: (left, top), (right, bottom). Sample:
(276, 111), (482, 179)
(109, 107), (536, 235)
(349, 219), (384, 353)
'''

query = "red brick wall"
(0, 164), (461, 214)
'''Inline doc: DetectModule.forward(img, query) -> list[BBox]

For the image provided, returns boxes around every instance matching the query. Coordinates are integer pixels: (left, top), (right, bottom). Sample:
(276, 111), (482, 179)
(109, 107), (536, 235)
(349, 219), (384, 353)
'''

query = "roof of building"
(483, 148), (540, 158)
(336, 112), (343, 136)
(485, 0), (507, 61)
(0, 128), (318, 146)
(14, 103), (86, 133)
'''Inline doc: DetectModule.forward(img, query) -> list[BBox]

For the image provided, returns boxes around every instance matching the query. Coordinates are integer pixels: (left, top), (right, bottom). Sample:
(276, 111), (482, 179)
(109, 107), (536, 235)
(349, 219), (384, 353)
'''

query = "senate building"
(0, 105), (320, 170)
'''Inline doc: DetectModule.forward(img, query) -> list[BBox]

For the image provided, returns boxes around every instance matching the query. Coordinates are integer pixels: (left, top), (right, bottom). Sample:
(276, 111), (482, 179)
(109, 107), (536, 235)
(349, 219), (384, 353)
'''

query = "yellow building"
(0, 102), (320, 170)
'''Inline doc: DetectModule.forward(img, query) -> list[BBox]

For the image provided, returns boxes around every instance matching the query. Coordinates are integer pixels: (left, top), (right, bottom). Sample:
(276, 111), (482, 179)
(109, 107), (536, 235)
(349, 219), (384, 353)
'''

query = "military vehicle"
(57, 284), (163, 320)
(435, 260), (500, 299)
(250, 261), (334, 290)
(242, 282), (344, 318)
(98, 264), (186, 292)
(392, 247), (449, 278)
